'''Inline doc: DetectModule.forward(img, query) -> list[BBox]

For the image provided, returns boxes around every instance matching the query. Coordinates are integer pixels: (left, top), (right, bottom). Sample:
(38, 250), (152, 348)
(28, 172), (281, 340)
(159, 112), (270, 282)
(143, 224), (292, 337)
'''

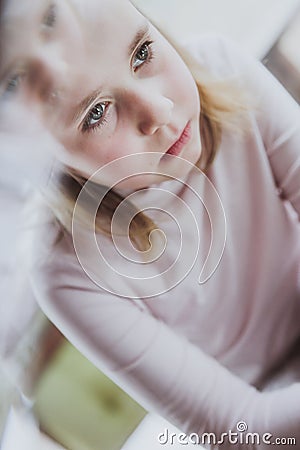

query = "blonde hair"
(46, 28), (250, 252)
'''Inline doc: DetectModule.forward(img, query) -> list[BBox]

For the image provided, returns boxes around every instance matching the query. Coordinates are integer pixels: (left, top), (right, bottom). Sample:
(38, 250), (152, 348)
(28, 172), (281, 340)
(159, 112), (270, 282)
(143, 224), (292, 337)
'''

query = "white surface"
(278, 13), (300, 72)
(134, 0), (300, 58)
(0, 407), (65, 450)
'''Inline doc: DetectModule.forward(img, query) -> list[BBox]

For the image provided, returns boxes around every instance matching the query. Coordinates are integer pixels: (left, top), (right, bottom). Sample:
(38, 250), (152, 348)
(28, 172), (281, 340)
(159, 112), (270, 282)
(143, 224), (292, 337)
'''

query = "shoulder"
(182, 33), (256, 79)
(183, 34), (300, 130)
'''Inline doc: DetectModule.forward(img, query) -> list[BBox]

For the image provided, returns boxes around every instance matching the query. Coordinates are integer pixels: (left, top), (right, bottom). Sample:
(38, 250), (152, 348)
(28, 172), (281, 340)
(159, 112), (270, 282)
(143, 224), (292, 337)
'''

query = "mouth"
(162, 121), (192, 159)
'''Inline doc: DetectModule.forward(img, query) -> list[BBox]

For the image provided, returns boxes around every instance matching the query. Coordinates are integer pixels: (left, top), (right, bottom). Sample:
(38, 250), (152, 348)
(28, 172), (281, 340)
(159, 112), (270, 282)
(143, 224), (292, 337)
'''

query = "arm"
(212, 36), (300, 218)
(30, 248), (300, 448)
(186, 34), (300, 219)
(249, 50), (300, 219)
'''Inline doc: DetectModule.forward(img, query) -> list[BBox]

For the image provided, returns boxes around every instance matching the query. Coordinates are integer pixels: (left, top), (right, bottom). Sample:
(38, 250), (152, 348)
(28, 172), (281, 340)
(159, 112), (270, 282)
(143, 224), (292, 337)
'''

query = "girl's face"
(1, 0), (201, 189)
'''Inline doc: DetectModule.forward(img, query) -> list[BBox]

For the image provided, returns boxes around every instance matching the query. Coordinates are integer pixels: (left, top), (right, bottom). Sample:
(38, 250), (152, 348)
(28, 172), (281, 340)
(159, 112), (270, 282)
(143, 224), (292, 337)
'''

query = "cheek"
(180, 71), (199, 106)
(164, 56), (199, 110)
(62, 133), (130, 171)
(87, 124), (142, 164)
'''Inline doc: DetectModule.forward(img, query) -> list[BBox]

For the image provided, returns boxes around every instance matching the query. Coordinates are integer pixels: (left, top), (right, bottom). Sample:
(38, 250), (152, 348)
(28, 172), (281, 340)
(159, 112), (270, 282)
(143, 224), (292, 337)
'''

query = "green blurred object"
(34, 340), (146, 450)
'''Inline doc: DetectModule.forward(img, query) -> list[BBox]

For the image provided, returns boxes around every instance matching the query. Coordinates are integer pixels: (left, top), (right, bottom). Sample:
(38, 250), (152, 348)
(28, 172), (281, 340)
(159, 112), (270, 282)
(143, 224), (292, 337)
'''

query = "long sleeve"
(187, 34), (300, 219)
(29, 243), (300, 449)
(249, 48), (300, 219)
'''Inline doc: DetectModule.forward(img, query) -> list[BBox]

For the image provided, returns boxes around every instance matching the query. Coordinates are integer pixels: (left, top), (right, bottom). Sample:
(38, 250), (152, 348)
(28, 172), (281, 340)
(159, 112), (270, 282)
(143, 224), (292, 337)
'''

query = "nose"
(124, 86), (174, 136)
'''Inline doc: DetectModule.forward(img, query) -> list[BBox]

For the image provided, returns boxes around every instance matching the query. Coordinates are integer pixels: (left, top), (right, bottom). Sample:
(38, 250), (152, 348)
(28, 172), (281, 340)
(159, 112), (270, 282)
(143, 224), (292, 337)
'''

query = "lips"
(163, 122), (192, 158)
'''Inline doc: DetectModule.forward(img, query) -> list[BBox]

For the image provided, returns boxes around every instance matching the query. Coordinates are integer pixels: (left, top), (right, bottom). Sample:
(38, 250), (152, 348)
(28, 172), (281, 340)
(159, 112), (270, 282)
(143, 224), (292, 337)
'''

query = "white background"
(134, 0), (300, 58)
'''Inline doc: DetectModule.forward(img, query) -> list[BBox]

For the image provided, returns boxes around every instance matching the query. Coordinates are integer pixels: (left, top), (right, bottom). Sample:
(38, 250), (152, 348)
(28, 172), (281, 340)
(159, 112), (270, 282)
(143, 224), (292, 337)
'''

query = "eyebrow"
(72, 21), (150, 126)
(128, 21), (149, 57)
(72, 88), (103, 125)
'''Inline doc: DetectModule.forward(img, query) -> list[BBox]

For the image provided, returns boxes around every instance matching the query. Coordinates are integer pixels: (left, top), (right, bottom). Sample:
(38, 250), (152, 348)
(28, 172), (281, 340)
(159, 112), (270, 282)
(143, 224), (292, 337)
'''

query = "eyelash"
(4, 71), (25, 95)
(82, 102), (109, 133)
(81, 40), (155, 134)
(132, 40), (154, 71)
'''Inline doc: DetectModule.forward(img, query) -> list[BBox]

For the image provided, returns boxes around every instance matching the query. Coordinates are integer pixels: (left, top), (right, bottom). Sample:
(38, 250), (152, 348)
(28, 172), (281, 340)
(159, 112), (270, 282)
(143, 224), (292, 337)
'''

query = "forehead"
(68, 0), (145, 52)
(1, 0), (140, 33)
(0, 0), (142, 45)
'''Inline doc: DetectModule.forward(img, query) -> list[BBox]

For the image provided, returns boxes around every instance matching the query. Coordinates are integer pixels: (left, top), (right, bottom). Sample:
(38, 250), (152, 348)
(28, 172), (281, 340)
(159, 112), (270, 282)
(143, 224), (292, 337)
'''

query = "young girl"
(1, 0), (300, 447)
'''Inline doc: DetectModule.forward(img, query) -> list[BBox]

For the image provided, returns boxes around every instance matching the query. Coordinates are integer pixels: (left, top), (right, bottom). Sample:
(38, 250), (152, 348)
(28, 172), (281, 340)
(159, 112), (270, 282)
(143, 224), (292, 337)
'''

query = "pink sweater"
(28, 36), (300, 447)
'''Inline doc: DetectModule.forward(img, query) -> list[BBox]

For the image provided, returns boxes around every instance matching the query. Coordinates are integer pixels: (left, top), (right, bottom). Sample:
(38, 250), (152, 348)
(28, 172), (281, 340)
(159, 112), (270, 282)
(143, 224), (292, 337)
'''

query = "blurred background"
(1, 1), (300, 449)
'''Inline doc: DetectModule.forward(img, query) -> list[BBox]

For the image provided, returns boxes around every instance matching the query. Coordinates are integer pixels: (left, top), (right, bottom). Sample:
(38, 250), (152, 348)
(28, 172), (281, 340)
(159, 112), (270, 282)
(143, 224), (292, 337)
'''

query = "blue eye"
(82, 102), (108, 132)
(6, 75), (20, 92)
(133, 41), (153, 70)
(5, 72), (24, 94)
